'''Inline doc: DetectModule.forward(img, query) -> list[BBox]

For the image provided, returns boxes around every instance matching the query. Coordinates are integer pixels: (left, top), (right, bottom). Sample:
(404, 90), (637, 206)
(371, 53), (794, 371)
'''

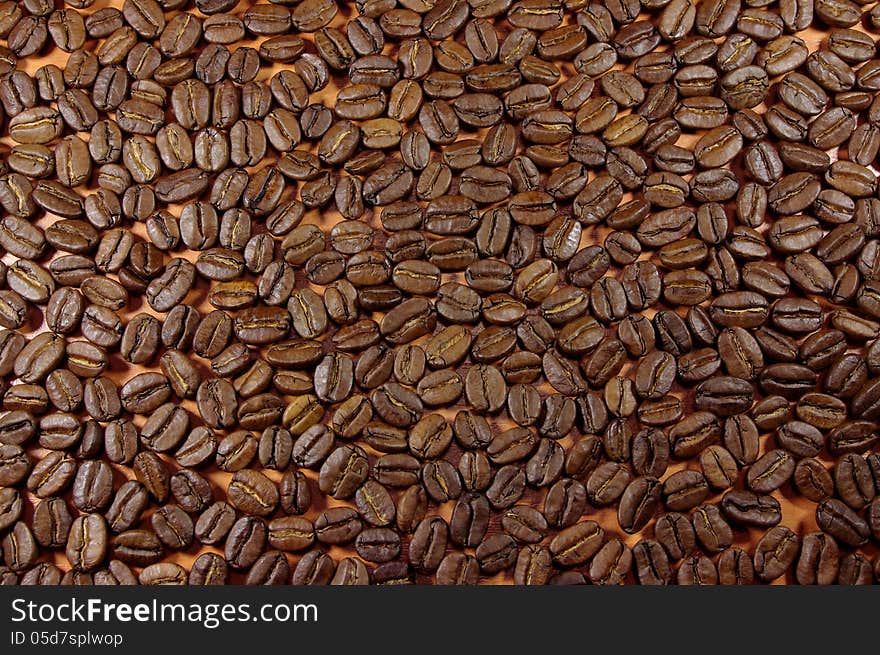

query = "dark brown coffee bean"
(66, 514), (107, 572)
(721, 490), (782, 528)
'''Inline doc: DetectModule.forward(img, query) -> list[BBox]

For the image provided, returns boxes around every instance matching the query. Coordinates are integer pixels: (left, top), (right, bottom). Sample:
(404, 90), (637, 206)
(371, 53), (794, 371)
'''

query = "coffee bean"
(817, 498), (869, 547)
(549, 520), (604, 568)
(65, 514), (107, 572)
(692, 504), (733, 554)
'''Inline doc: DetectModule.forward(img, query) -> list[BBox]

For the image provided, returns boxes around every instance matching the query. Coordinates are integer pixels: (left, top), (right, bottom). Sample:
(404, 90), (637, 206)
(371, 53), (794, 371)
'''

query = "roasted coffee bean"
(713, 547), (753, 586)
(474, 533), (517, 574)
(103, 481), (148, 536)
(796, 532), (839, 585)
(633, 539), (672, 586)
(721, 490), (782, 528)
(227, 469), (278, 517)
(587, 538), (631, 585)
(112, 530), (163, 568)
(774, 420), (822, 458)
(32, 497), (72, 548)
(655, 512), (696, 561)
(817, 498), (869, 547)
(549, 520), (604, 568)
(692, 504), (733, 554)
(834, 454), (875, 510)
(754, 526), (799, 582)
(540, 478), (584, 530)
(409, 517), (447, 572)
(619, 477), (662, 534)
(71, 460), (112, 513)
(66, 514), (107, 572)
(290, 549), (334, 585)
(748, 449), (795, 493)
(221, 516), (266, 570)
(449, 492), (490, 549)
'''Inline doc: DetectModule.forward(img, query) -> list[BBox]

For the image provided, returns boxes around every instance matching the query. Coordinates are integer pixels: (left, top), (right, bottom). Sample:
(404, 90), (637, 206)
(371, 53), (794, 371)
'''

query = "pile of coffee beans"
(0, 0), (879, 586)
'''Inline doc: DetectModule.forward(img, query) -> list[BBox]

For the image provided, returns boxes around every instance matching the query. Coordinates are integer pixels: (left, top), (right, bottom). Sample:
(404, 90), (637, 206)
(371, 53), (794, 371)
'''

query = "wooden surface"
(3, 0), (876, 584)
